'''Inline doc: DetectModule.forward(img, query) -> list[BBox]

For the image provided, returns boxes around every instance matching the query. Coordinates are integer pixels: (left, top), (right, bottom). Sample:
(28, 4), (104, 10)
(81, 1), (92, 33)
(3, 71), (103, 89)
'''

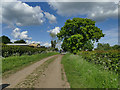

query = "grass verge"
(61, 53), (118, 88)
(16, 56), (58, 88)
(2, 52), (58, 78)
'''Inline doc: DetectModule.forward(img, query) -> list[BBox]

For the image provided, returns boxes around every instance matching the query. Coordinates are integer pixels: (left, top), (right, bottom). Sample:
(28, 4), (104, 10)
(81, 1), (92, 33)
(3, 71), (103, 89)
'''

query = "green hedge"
(2, 44), (47, 57)
(78, 50), (120, 73)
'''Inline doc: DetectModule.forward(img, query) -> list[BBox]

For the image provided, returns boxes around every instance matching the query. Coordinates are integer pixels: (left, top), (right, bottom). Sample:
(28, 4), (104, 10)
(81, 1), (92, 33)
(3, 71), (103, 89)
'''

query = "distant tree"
(51, 40), (56, 48)
(97, 43), (103, 50)
(112, 45), (120, 50)
(51, 40), (54, 48)
(14, 39), (26, 43)
(103, 43), (110, 50)
(0, 35), (11, 44)
(97, 43), (110, 50)
(57, 18), (105, 53)
(54, 40), (57, 47)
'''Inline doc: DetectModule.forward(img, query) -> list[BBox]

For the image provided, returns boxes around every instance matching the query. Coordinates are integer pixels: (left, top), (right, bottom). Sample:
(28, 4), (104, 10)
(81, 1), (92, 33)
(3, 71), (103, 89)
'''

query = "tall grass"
(62, 53), (118, 88)
(2, 52), (58, 75)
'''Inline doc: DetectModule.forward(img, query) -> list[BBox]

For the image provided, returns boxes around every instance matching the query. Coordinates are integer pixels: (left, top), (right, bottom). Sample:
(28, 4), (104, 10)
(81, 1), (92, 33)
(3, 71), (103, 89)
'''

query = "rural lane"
(3, 55), (58, 88)
(34, 55), (70, 88)
(3, 55), (70, 88)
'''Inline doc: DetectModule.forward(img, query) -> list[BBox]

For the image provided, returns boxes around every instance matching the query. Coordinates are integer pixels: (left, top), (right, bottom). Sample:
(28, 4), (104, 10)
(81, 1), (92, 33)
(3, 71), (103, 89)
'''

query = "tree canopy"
(14, 39), (26, 43)
(96, 43), (120, 50)
(0, 35), (11, 44)
(96, 43), (110, 50)
(57, 18), (105, 53)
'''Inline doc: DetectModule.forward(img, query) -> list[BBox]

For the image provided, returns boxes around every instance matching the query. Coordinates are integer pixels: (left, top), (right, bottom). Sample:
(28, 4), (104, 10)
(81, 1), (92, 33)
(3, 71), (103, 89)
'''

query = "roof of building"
(29, 43), (40, 47)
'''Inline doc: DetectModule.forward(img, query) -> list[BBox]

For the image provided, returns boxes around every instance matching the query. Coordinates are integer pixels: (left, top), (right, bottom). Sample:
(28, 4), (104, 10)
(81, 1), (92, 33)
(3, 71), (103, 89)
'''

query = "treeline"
(0, 35), (60, 58)
(95, 43), (120, 51)
(0, 35), (29, 44)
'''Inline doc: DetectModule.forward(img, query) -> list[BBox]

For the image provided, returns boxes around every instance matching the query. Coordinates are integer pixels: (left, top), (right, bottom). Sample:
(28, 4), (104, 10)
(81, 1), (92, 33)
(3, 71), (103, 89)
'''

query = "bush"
(2, 44), (47, 57)
(77, 50), (120, 73)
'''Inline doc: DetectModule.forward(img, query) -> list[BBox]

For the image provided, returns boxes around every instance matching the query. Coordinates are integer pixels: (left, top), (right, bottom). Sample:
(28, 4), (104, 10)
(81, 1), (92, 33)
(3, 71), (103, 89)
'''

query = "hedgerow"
(78, 50), (120, 73)
(2, 44), (47, 57)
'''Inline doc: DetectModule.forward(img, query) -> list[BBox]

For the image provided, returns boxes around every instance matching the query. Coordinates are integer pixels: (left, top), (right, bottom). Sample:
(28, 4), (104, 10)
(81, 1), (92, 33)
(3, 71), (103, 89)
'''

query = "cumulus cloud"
(47, 27), (60, 36)
(2, 1), (43, 27)
(1, 0), (56, 27)
(12, 28), (32, 40)
(44, 12), (56, 23)
(42, 42), (51, 47)
(48, 1), (118, 22)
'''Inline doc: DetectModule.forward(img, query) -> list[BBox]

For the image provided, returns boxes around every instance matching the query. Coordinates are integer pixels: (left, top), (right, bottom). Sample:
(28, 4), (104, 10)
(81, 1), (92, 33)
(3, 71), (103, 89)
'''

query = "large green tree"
(82, 40), (94, 51)
(57, 18), (105, 53)
(0, 35), (11, 44)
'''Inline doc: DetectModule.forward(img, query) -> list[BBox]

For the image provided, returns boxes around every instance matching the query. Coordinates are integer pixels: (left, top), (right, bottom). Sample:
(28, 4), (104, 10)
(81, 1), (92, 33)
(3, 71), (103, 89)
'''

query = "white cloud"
(26, 40), (41, 44)
(26, 40), (51, 47)
(1, 0), (56, 27)
(48, 1), (118, 22)
(11, 39), (17, 43)
(12, 28), (32, 40)
(42, 42), (51, 47)
(47, 27), (60, 35)
(44, 12), (56, 23)
(2, 1), (43, 26)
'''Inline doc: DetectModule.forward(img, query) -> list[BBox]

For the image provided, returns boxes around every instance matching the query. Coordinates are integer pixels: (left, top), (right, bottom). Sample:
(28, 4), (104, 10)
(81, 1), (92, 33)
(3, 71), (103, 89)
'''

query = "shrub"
(2, 44), (47, 57)
(77, 50), (120, 73)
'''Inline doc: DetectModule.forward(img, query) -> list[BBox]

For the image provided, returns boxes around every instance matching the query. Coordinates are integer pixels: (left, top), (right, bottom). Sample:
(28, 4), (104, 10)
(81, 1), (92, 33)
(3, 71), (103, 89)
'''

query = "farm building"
(29, 43), (40, 48)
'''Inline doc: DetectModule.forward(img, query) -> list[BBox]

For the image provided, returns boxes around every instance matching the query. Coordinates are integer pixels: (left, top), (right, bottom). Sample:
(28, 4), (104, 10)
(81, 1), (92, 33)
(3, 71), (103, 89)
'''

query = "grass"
(2, 52), (58, 77)
(16, 56), (58, 88)
(61, 53), (118, 88)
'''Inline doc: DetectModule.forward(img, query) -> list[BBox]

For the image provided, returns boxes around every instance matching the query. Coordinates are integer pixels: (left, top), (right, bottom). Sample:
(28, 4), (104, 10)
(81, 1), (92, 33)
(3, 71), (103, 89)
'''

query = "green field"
(2, 52), (58, 77)
(62, 53), (118, 88)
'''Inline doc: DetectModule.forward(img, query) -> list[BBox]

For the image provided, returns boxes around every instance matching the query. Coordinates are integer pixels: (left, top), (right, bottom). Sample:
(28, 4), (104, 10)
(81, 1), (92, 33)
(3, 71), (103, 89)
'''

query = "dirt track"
(3, 55), (58, 88)
(34, 55), (70, 88)
(3, 55), (70, 88)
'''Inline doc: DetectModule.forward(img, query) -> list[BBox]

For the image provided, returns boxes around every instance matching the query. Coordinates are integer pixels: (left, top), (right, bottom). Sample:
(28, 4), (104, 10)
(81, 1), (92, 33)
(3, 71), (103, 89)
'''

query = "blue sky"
(1, 1), (118, 48)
